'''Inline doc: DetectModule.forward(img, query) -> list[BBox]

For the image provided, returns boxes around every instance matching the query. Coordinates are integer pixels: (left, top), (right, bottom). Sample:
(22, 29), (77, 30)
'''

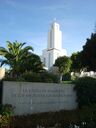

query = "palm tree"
(0, 41), (33, 77)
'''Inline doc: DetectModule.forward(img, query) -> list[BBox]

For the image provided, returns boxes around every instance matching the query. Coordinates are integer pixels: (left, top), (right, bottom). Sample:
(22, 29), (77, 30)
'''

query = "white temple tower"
(41, 22), (67, 69)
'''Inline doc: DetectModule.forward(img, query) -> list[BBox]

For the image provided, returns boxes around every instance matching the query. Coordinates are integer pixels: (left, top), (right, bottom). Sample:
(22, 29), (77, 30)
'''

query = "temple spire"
(41, 21), (67, 69)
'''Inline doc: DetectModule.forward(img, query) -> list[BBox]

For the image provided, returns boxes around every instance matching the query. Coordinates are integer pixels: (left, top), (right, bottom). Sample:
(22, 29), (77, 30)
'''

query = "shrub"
(3, 76), (17, 81)
(4, 71), (59, 83)
(0, 104), (14, 116)
(62, 72), (71, 81)
(74, 77), (96, 108)
(40, 72), (59, 83)
(22, 72), (41, 82)
(0, 104), (14, 128)
(21, 71), (59, 83)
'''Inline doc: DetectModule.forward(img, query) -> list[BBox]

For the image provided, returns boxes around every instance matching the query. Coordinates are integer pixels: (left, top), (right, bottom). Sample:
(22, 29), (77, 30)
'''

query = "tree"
(0, 41), (33, 77)
(54, 56), (72, 82)
(71, 51), (83, 72)
(22, 53), (44, 73)
(82, 33), (96, 71)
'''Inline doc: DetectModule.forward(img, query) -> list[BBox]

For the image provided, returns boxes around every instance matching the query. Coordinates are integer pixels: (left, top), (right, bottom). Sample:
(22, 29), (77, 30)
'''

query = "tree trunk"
(60, 74), (63, 83)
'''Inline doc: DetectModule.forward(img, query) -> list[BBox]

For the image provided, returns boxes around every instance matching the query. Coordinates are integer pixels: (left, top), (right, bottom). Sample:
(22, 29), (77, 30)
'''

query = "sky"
(0, 0), (96, 56)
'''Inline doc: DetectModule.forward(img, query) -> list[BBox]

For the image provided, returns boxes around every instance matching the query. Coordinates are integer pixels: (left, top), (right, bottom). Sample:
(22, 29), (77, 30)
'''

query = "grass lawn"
(62, 80), (73, 84)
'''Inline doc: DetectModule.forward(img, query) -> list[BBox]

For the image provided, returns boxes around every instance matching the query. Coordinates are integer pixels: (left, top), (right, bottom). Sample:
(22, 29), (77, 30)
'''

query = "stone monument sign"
(2, 81), (77, 115)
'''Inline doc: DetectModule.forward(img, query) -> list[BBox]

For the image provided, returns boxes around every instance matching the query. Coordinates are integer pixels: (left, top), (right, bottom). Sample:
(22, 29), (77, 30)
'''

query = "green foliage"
(62, 81), (73, 84)
(22, 71), (59, 83)
(0, 115), (11, 128)
(79, 104), (96, 122)
(54, 56), (72, 75)
(74, 77), (96, 108)
(0, 41), (33, 77)
(71, 51), (83, 72)
(22, 72), (41, 82)
(82, 33), (96, 71)
(0, 104), (14, 128)
(71, 74), (77, 81)
(40, 72), (59, 83)
(62, 72), (71, 81)
(54, 56), (72, 82)
(22, 53), (44, 73)
(0, 41), (44, 79)
(0, 104), (14, 116)
(5, 71), (59, 83)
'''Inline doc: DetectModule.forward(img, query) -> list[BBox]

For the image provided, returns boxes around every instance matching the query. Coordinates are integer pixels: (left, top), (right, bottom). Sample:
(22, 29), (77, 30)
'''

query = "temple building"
(41, 22), (67, 69)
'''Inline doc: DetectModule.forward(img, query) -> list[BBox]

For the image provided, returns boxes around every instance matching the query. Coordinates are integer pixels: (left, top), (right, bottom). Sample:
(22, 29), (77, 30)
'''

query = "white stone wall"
(2, 81), (77, 115)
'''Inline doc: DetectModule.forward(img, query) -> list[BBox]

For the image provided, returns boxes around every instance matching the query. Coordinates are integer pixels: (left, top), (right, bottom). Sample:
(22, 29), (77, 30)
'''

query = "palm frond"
(0, 59), (10, 66)
(0, 47), (9, 56)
